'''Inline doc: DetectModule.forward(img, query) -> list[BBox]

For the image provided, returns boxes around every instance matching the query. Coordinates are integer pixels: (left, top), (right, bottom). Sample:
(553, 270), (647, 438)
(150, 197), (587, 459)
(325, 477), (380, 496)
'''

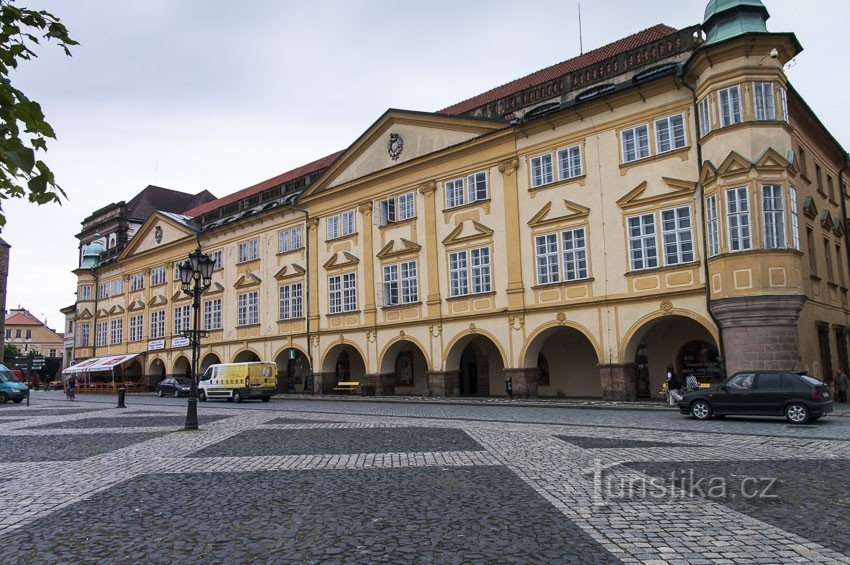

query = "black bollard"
(117, 386), (126, 408)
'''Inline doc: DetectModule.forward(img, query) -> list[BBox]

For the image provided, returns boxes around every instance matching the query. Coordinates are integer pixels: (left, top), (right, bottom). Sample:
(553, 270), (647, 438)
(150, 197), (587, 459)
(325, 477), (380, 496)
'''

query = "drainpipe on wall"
(679, 71), (728, 379)
(291, 204), (314, 386)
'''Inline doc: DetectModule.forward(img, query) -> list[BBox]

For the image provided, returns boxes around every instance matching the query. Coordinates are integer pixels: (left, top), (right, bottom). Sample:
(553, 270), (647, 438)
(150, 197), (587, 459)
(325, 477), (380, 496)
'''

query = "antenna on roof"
(578, 2), (584, 55)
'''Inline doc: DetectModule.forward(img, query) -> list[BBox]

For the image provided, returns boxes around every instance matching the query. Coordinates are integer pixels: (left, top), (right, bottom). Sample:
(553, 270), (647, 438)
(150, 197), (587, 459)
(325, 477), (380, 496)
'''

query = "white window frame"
(726, 187), (751, 252)
(762, 184), (786, 250)
(110, 278), (124, 296)
(718, 85), (742, 127)
(237, 291), (259, 326)
(97, 283), (108, 299)
(789, 186), (800, 250)
(238, 239), (259, 263)
(654, 113), (687, 153)
(79, 285), (92, 300)
(80, 323), (90, 347)
(562, 227), (588, 281)
(150, 266), (166, 286)
(706, 194), (720, 257)
(109, 319), (122, 345)
(445, 171), (489, 208)
(150, 310), (165, 339)
(753, 81), (776, 121)
(698, 96), (711, 137)
(279, 283), (303, 320)
(327, 214), (340, 240)
(95, 321), (107, 347)
(535, 233), (560, 285)
(621, 124), (650, 163)
(211, 250), (223, 270)
(129, 314), (143, 342)
(342, 210), (355, 236)
(383, 261), (418, 307)
(661, 206), (695, 265)
(445, 177), (464, 209)
(379, 192), (415, 226)
(328, 273), (357, 314)
(173, 305), (190, 335)
(780, 85), (789, 123)
(530, 153), (554, 187)
(129, 273), (144, 292)
(278, 226), (303, 253)
(448, 251), (468, 297)
(628, 213), (658, 271)
(204, 298), (222, 330)
(557, 145), (583, 180)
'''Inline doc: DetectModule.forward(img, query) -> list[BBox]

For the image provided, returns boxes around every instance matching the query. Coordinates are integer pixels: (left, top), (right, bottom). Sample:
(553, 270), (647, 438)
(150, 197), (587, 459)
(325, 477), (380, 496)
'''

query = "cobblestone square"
(1, 394), (848, 563)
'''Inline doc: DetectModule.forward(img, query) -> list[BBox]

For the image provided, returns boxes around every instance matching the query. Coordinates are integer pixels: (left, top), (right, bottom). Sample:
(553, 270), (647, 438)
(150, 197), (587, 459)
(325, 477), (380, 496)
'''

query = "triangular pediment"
(833, 219), (845, 238)
(274, 264), (307, 281)
(76, 308), (92, 320)
(802, 196), (818, 220)
(700, 160), (718, 185)
(528, 200), (590, 228)
(128, 299), (146, 312)
(234, 272), (262, 289)
(323, 251), (360, 271)
(616, 178), (696, 210)
(754, 147), (790, 171)
(716, 151), (752, 176)
(108, 304), (124, 315)
(148, 294), (168, 307)
(376, 238), (422, 260)
(301, 110), (505, 198)
(95, 308), (108, 318)
(442, 220), (494, 245)
(119, 211), (196, 260)
(205, 282), (225, 295)
(820, 210), (834, 229)
(171, 289), (191, 302)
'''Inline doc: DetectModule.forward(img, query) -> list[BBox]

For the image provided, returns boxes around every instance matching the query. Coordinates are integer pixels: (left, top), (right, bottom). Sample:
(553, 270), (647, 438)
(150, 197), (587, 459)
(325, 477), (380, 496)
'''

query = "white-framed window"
(762, 184), (786, 249)
(383, 261), (418, 307)
(173, 305), (190, 335)
(278, 226), (303, 253)
(129, 273), (144, 292)
(780, 85), (789, 123)
(238, 239), (259, 263)
(789, 186), (800, 250)
(379, 192), (415, 225)
(470, 247), (491, 294)
(326, 210), (355, 239)
(448, 251), (468, 297)
(150, 266), (166, 286)
(450, 247), (491, 296)
(698, 96), (711, 137)
(129, 314), (143, 342)
(621, 124), (650, 163)
(279, 283), (303, 320)
(203, 298), (222, 330)
(211, 250), (222, 270)
(342, 210), (355, 236)
(654, 114), (686, 153)
(445, 171), (488, 208)
(109, 319), (122, 345)
(562, 228), (588, 281)
(328, 272), (357, 314)
(237, 291), (259, 325)
(150, 310), (165, 339)
(718, 85), (742, 127)
(661, 206), (694, 265)
(173, 263), (181, 280)
(97, 283), (108, 299)
(706, 194), (720, 257)
(628, 213), (658, 270)
(110, 278), (124, 296)
(557, 145), (583, 180)
(79, 285), (92, 300)
(753, 81), (776, 121)
(327, 214), (340, 239)
(530, 153), (554, 187)
(726, 187), (751, 252)
(95, 321), (107, 347)
(535, 233), (560, 285)
(80, 323), (90, 347)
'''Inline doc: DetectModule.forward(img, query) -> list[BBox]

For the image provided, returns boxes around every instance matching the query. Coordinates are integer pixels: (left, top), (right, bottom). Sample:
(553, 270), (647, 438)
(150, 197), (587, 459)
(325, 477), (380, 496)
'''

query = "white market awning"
(62, 354), (141, 374)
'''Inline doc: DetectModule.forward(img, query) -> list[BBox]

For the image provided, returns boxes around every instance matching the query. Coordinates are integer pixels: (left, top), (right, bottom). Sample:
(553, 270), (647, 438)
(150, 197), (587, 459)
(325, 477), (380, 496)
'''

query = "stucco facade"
(68, 1), (849, 399)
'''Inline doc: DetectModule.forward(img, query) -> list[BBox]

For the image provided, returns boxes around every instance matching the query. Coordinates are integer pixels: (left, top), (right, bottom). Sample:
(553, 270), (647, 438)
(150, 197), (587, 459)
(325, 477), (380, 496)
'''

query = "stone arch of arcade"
(274, 346), (311, 393)
(233, 350), (261, 363)
(172, 355), (190, 378)
(378, 338), (430, 396)
(319, 342), (367, 394)
(441, 331), (506, 397)
(200, 353), (221, 374)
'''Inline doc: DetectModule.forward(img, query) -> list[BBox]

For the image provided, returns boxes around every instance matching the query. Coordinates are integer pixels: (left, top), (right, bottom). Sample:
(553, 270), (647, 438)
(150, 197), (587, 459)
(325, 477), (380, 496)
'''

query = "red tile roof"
(5, 311), (42, 326)
(439, 24), (678, 116)
(184, 151), (343, 218)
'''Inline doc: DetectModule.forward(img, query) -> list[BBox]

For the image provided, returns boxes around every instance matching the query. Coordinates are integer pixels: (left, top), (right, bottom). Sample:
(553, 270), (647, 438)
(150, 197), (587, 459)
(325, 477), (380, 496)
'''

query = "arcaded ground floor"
(1, 393), (848, 562)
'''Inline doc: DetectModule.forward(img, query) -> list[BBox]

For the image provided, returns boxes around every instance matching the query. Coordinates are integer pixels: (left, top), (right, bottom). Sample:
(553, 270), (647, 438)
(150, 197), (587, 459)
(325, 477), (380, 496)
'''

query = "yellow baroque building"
(69, 1), (849, 400)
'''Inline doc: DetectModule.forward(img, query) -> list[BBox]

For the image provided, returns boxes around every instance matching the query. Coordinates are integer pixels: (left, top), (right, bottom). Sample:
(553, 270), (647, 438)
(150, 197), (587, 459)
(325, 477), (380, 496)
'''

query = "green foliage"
(3, 342), (20, 357)
(0, 0), (76, 225)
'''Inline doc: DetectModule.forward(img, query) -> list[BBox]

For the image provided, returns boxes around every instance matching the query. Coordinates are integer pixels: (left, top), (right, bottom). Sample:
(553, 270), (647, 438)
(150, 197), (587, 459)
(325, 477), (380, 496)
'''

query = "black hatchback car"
(678, 371), (833, 424)
(156, 377), (192, 397)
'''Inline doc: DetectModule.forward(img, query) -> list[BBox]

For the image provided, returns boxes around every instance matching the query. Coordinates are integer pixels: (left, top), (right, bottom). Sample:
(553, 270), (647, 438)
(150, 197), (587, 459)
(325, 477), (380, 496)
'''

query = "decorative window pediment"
(716, 151), (752, 177)
(616, 178), (696, 210)
(274, 263), (307, 281)
(148, 294), (168, 307)
(323, 251), (359, 270)
(833, 219), (845, 238)
(528, 199), (590, 228)
(95, 308), (108, 318)
(205, 281), (225, 295)
(442, 220), (493, 245)
(233, 272), (262, 289)
(76, 308), (92, 320)
(753, 147), (790, 171)
(700, 161), (718, 185)
(802, 196), (818, 220)
(171, 289), (191, 302)
(376, 238), (421, 260)
(127, 299), (145, 312)
(820, 210), (834, 230)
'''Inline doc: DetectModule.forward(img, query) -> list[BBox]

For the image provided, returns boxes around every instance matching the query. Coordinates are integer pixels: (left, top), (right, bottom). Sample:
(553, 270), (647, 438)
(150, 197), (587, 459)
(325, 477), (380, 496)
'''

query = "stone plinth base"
(504, 368), (539, 399)
(599, 363), (637, 401)
(312, 372), (336, 395)
(426, 371), (459, 396)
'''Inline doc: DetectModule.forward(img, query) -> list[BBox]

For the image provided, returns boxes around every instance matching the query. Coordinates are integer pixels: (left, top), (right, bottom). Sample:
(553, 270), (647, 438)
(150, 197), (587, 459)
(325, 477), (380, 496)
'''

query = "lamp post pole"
(179, 243), (214, 431)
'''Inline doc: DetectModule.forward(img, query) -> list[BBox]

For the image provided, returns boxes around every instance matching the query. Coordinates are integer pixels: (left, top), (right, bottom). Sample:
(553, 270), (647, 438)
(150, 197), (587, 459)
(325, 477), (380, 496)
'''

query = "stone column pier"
(599, 363), (637, 401)
(426, 371), (459, 396)
(503, 368), (539, 399)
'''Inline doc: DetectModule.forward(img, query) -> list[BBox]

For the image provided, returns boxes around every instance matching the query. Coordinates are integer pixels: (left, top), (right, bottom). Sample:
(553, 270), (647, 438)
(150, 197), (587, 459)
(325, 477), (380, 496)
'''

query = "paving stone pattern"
(1, 397), (849, 563)
(191, 427), (484, 458)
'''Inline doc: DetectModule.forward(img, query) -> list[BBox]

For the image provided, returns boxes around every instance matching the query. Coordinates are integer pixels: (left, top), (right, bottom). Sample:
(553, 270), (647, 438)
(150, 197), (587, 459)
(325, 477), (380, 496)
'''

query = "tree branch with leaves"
(0, 0), (76, 226)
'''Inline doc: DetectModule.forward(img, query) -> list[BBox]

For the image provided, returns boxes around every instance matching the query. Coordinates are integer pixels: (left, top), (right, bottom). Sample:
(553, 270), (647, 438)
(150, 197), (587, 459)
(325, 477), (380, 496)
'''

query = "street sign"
(288, 349), (297, 360)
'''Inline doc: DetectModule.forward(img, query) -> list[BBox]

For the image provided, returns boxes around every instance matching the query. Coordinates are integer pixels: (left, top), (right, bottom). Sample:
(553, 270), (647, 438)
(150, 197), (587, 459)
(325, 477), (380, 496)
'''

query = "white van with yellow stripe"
(198, 362), (277, 402)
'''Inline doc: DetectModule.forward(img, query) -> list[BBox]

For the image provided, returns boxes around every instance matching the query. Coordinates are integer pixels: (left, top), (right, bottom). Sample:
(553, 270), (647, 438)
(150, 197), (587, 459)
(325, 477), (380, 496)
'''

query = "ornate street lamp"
(178, 244), (215, 430)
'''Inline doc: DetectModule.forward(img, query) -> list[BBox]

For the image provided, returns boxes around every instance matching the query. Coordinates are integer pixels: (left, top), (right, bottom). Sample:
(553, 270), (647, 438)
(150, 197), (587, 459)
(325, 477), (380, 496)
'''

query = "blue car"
(0, 364), (29, 404)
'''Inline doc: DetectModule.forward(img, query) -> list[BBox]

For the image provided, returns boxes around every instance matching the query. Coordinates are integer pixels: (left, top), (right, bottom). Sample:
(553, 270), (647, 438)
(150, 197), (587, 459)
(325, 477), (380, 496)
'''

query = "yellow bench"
(331, 381), (360, 394)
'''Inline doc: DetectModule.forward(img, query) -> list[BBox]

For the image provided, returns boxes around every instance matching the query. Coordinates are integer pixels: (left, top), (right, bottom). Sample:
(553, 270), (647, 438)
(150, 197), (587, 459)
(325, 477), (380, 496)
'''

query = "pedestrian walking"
(505, 376), (513, 399)
(66, 375), (77, 401)
(835, 369), (848, 404)
(666, 364), (682, 407)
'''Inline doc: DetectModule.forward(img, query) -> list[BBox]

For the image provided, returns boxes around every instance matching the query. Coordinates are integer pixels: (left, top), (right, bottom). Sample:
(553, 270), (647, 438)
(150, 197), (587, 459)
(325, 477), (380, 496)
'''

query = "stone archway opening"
(172, 356), (190, 379)
(200, 353), (221, 374)
(378, 341), (429, 395)
(233, 350), (261, 363)
(148, 358), (165, 390)
(624, 315), (720, 399)
(520, 326), (601, 398)
(275, 348), (311, 393)
(319, 344), (366, 394)
(443, 334), (505, 397)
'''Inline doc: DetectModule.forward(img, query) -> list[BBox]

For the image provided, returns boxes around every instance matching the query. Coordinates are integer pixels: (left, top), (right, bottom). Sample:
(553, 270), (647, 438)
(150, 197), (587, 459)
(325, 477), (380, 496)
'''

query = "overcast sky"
(3, 0), (847, 331)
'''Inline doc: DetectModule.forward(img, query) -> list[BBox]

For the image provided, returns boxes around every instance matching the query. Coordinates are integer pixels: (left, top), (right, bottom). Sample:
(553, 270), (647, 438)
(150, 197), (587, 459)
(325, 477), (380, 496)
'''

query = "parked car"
(679, 371), (833, 424)
(0, 364), (29, 404)
(156, 377), (193, 397)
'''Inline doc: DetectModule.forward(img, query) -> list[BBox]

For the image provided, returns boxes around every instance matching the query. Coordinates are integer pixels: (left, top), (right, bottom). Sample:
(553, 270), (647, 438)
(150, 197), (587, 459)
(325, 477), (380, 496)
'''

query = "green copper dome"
(80, 239), (106, 268)
(703, 0), (770, 46)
